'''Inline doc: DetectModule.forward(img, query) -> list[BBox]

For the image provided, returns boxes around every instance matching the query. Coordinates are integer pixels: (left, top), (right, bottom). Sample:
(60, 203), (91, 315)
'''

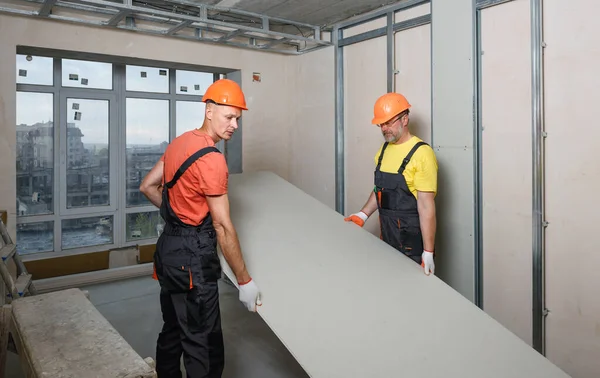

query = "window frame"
(15, 49), (227, 261)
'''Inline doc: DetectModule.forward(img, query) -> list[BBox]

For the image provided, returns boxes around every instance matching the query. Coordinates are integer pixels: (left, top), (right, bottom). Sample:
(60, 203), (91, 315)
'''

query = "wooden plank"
(220, 171), (570, 378)
(0, 305), (10, 378)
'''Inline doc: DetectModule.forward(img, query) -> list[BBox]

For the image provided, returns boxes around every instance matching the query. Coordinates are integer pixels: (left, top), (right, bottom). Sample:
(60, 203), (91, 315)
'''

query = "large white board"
(430, 0), (475, 301)
(544, 1), (600, 377)
(480, 0), (533, 346)
(219, 171), (569, 378)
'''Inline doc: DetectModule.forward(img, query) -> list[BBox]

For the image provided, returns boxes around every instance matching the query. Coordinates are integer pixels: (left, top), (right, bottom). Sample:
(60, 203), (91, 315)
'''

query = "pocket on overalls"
(399, 228), (423, 257)
(186, 255), (220, 334)
(186, 283), (220, 334)
(191, 231), (221, 283)
(156, 250), (192, 293)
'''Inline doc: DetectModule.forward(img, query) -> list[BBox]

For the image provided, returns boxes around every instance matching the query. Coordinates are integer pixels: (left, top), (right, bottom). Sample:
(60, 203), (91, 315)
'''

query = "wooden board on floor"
(10, 288), (156, 378)
(219, 171), (569, 378)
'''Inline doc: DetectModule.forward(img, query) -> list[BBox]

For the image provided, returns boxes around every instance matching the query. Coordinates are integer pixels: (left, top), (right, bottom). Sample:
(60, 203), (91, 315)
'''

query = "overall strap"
(398, 141), (427, 174)
(375, 142), (390, 171)
(165, 146), (221, 189)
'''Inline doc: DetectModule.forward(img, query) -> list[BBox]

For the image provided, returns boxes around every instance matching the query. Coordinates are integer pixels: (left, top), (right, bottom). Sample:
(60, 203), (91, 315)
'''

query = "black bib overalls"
(375, 141), (427, 264)
(153, 146), (225, 378)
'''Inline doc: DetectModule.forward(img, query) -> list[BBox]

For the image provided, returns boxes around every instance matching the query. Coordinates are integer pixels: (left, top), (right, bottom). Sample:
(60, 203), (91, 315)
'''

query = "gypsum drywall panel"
(218, 171), (570, 378)
(480, 0), (533, 346)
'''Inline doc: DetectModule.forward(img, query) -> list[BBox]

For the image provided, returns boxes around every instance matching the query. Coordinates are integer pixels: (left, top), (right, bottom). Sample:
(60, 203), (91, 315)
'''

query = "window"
(16, 92), (54, 216)
(62, 215), (114, 249)
(126, 65), (169, 93)
(176, 70), (213, 95)
(126, 211), (165, 242)
(126, 98), (169, 207)
(176, 100), (206, 136)
(16, 54), (53, 86)
(62, 59), (113, 90)
(15, 51), (222, 257)
(65, 98), (111, 208)
(16, 221), (54, 255)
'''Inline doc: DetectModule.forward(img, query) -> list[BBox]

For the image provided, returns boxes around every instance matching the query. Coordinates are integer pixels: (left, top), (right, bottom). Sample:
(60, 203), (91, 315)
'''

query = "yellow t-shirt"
(373, 136), (438, 199)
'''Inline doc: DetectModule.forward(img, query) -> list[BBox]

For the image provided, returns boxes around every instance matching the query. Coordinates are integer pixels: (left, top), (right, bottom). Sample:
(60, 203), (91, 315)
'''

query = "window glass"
(66, 98), (110, 208)
(176, 101), (205, 137)
(126, 211), (165, 241)
(126, 98), (169, 207)
(126, 65), (170, 93)
(62, 59), (112, 90)
(16, 92), (54, 216)
(176, 70), (213, 95)
(16, 221), (54, 254)
(16, 54), (53, 86)
(62, 215), (113, 249)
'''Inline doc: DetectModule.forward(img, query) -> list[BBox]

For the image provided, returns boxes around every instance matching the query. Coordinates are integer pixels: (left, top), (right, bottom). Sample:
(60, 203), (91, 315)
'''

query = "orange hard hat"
(203, 79), (248, 110)
(371, 92), (411, 124)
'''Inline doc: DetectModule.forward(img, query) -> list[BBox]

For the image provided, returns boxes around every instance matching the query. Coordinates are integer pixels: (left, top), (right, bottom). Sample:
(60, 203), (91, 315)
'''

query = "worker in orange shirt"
(345, 93), (437, 276)
(140, 79), (261, 377)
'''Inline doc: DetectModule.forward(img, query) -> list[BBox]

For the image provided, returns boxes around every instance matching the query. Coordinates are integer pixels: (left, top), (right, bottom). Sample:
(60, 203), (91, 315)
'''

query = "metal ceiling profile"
(0, 0), (333, 54)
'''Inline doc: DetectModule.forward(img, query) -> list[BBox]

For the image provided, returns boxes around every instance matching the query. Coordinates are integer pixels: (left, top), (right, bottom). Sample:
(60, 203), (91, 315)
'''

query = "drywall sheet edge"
(218, 171), (569, 378)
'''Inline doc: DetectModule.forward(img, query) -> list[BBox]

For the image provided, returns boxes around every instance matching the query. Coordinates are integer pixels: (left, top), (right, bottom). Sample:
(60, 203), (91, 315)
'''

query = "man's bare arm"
(417, 191), (436, 252)
(206, 193), (251, 284)
(360, 191), (379, 217)
(140, 160), (164, 208)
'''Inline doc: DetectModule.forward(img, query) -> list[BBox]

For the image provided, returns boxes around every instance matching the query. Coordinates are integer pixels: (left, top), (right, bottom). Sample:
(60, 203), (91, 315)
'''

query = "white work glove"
(421, 250), (435, 276)
(238, 279), (262, 312)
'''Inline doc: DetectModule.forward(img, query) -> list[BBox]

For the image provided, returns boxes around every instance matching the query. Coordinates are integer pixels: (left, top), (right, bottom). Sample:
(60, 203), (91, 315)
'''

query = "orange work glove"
(344, 211), (368, 227)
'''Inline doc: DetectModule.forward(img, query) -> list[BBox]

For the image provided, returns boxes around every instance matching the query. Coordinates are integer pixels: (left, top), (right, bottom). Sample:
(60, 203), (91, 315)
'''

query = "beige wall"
(544, 0), (600, 377)
(343, 18), (388, 235)
(480, 0), (533, 346)
(476, 0), (600, 376)
(288, 47), (336, 209)
(0, 14), (335, 238)
(394, 23), (431, 144)
(430, 0), (476, 303)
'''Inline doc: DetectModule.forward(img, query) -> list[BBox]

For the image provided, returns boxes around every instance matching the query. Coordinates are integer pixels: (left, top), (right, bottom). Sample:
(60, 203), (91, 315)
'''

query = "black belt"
(163, 222), (215, 237)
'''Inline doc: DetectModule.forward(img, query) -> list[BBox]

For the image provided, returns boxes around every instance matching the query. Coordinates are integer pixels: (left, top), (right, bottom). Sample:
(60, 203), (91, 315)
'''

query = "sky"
(16, 54), (213, 145)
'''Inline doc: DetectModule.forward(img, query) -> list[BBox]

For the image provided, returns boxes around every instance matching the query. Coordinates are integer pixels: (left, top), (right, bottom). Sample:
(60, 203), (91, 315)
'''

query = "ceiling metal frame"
(0, 0), (333, 55)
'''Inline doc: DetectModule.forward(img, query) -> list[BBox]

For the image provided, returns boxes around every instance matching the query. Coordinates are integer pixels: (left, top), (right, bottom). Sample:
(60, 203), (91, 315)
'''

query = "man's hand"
(421, 250), (435, 275)
(238, 278), (262, 312)
(344, 211), (368, 227)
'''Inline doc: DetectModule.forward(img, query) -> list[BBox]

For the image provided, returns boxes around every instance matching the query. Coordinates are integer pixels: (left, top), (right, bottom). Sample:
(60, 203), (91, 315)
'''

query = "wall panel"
(288, 47), (336, 209)
(544, 0), (600, 376)
(343, 19), (387, 236)
(394, 23), (431, 144)
(480, 0), (532, 346)
(430, 0), (475, 301)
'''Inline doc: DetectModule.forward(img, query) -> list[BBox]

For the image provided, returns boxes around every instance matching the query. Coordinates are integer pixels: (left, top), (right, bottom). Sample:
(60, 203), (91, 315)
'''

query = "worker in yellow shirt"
(345, 93), (438, 275)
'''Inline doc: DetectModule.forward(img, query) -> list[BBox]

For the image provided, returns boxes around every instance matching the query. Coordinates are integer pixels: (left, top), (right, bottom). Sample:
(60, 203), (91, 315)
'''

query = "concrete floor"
(5, 276), (309, 378)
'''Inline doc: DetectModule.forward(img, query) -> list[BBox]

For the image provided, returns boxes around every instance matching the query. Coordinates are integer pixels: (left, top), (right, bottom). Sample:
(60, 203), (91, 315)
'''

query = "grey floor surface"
(5, 276), (309, 378)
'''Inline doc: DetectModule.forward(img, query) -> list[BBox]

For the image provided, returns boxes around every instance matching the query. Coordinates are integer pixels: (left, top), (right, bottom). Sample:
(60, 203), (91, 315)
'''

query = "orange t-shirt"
(160, 130), (228, 225)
